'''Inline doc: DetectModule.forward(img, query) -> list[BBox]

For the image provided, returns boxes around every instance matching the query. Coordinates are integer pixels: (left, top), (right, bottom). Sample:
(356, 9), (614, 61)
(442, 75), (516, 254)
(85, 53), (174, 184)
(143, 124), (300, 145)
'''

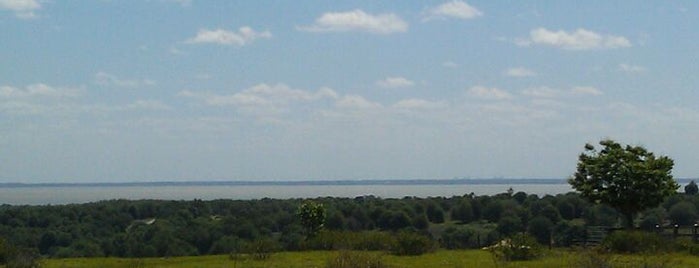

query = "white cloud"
(424, 1), (483, 21)
(467, 86), (512, 100)
(298, 9), (408, 34)
(505, 67), (537, 77)
(571, 86), (603, 96)
(186, 27), (272, 46)
(618, 63), (646, 73)
(521, 87), (560, 98)
(95, 72), (156, 88)
(124, 100), (172, 111)
(521, 86), (603, 98)
(336, 95), (382, 109)
(442, 61), (459, 68)
(0, 83), (82, 99)
(178, 83), (338, 107)
(393, 99), (445, 109)
(376, 77), (415, 88)
(0, 0), (40, 19)
(520, 28), (631, 50)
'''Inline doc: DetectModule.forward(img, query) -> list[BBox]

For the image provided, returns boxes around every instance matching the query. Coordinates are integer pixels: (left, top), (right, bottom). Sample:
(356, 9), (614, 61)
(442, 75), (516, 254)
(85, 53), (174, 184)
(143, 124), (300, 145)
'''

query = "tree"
(425, 202), (445, 223)
(450, 199), (474, 223)
(296, 201), (326, 238)
(685, 181), (698, 195)
(569, 139), (677, 228)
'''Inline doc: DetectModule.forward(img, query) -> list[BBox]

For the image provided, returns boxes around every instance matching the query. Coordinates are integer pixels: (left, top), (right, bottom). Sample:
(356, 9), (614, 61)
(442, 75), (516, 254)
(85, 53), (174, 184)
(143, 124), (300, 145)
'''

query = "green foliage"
(601, 231), (669, 253)
(389, 231), (434, 256)
(668, 201), (697, 225)
(424, 202), (445, 224)
(484, 233), (542, 262)
(440, 226), (476, 249)
(551, 221), (585, 247)
(569, 139), (677, 228)
(0, 238), (42, 268)
(450, 200), (474, 223)
(297, 201), (327, 238)
(495, 215), (523, 237)
(527, 216), (553, 245)
(240, 238), (279, 260)
(4, 187), (699, 260)
(325, 250), (387, 268)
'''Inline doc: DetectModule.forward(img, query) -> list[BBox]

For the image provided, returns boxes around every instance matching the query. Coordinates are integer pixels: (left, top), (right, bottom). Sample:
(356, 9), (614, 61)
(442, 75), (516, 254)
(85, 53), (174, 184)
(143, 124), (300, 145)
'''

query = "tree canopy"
(569, 139), (677, 228)
(297, 201), (326, 238)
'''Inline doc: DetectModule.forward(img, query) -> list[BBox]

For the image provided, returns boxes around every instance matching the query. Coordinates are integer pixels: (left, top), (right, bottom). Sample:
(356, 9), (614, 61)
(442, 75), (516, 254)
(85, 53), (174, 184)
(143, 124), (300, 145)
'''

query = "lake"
(0, 183), (573, 205)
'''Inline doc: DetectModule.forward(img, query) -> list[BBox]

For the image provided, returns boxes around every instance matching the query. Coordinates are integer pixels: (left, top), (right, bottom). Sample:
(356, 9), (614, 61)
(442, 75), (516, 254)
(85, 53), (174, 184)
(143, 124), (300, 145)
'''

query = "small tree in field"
(297, 200), (326, 238)
(685, 181), (698, 195)
(569, 139), (677, 228)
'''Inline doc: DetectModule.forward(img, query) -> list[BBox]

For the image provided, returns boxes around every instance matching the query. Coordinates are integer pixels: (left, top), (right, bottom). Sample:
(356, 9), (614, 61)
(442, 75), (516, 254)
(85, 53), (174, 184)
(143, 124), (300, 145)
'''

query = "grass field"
(39, 249), (699, 268)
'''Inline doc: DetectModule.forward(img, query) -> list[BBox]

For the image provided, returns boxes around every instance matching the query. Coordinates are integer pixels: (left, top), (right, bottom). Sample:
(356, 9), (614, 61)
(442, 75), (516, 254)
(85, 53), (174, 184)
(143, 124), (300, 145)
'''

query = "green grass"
(36, 249), (699, 268)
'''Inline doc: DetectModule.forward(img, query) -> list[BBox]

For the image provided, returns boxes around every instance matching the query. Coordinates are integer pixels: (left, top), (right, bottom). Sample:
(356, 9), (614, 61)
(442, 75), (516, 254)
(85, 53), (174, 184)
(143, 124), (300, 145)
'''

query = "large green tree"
(569, 139), (677, 228)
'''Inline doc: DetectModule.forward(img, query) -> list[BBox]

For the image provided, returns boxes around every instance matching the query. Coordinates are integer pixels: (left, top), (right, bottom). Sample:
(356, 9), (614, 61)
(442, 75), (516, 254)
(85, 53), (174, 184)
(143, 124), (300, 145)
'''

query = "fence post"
(673, 224), (679, 239)
(548, 229), (552, 250)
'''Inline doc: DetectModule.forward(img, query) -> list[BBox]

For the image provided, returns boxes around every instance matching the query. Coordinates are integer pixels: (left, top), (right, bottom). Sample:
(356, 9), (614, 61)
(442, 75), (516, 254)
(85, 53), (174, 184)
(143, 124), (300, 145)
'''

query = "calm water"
(0, 184), (572, 205)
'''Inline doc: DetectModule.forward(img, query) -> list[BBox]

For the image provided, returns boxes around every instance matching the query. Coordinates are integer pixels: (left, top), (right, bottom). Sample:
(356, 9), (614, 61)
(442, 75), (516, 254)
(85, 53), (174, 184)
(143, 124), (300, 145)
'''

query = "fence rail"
(573, 224), (699, 248)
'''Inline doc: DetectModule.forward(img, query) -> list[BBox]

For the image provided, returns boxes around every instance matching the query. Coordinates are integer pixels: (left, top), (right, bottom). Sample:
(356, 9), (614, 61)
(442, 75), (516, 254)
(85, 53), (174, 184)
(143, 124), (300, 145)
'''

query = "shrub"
(496, 215), (523, 237)
(484, 233), (542, 262)
(325, 250), (387, 268)
(552, 221), (585, 247)
(668, 201), (697, 225)
(241, 238), (279, 260)
(601, 231), (668, 253)
(6, 248), (42, 268)
(440, 226), (476, 249)
(0, 239), (42, 268)
(672, 237), (699, 256)
(389, 231), (434, 256)
(527, 216), (553, 245)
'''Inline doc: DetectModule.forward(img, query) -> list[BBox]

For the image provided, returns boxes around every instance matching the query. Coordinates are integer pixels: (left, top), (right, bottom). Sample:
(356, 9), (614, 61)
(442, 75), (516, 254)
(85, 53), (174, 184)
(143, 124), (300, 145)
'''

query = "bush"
(389, 231), (434, 256)
(0, 239), (42, 268)
(6, 248), (42, 268)
(325, 250), (387, 268)
(440, 226), (476, 249)
(668, 201), (697, 225)
(240, 238), (279, 260)
(552, 221), (585, 247)
(527, 216), (553, 245)
(601, 231), (668, 253)
(496, 215), (523, 237)
(484, 233), (542, 262)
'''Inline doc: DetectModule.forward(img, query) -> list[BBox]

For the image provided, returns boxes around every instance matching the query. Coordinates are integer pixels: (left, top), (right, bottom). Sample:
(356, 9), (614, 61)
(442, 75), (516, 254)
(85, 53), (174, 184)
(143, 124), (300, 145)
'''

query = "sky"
(1, 1), (699, 183)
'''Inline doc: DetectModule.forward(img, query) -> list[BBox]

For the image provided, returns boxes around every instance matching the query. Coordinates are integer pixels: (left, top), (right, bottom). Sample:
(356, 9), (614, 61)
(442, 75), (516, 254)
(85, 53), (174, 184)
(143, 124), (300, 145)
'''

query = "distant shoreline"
(0, 178), (695, 188)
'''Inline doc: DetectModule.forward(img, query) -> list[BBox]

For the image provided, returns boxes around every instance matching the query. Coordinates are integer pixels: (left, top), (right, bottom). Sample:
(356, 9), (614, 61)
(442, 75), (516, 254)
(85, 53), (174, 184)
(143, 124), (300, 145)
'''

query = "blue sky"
(2, 1), (698, 182)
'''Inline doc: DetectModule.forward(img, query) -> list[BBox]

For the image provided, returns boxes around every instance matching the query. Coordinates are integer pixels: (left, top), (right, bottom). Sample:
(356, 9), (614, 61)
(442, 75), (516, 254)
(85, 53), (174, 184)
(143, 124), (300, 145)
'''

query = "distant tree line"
(0, 183), (697, 259)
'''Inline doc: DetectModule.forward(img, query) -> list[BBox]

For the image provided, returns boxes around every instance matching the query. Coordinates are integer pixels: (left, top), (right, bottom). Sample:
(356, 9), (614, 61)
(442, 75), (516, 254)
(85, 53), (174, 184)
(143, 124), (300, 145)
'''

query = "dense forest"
(1, 183), (698, 259)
